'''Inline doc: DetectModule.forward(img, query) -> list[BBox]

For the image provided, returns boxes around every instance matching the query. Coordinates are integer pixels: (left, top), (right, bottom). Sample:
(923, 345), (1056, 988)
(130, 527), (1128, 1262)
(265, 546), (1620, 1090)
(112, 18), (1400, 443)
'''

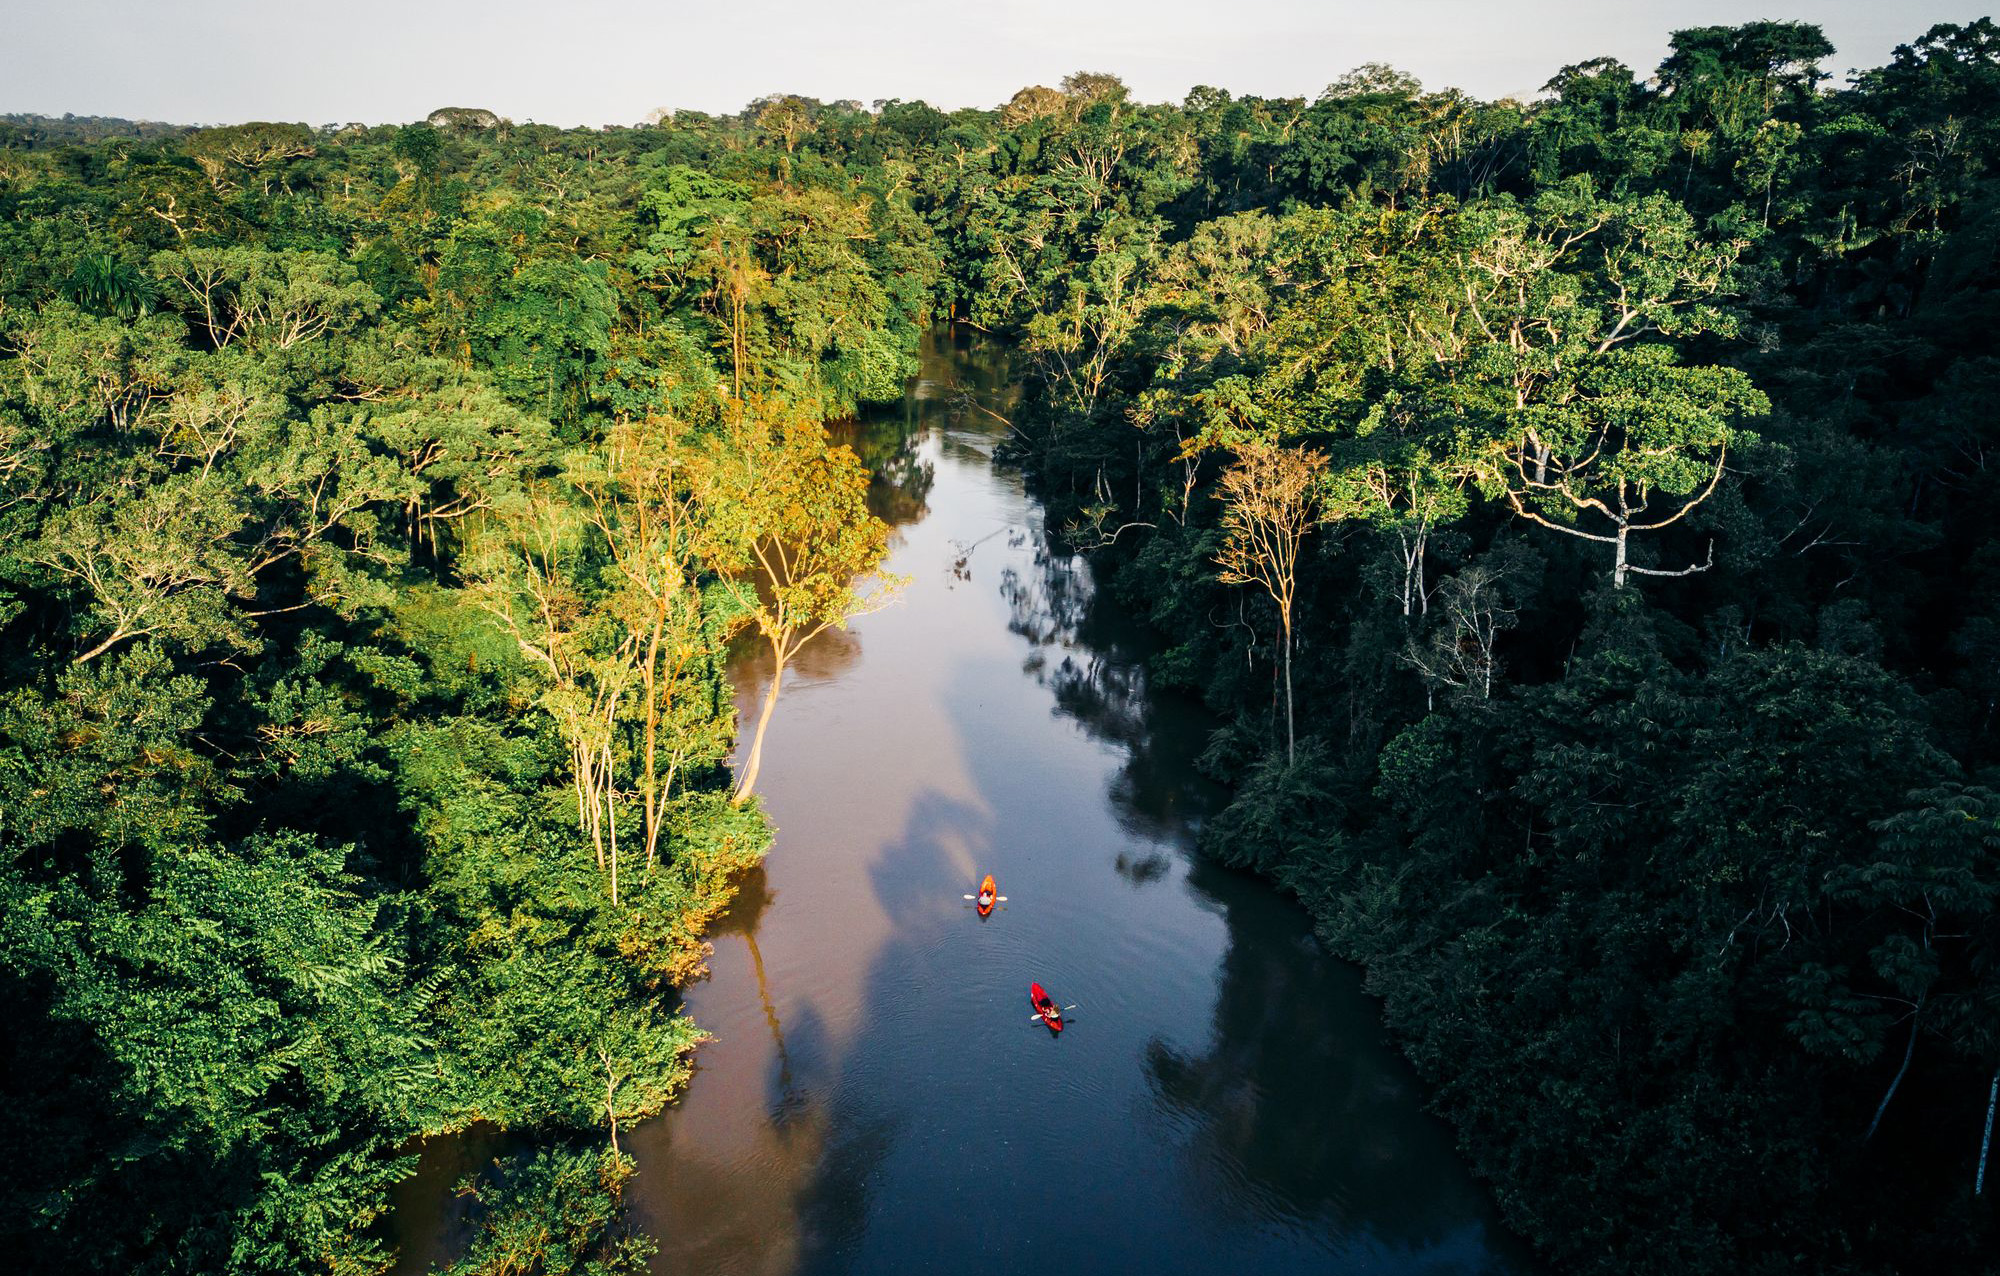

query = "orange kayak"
(977, 874), (996, 916)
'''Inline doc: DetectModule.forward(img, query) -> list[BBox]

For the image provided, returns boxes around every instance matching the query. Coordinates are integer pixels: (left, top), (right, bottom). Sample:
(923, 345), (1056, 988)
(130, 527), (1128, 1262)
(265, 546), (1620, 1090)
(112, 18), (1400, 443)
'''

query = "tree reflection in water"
(998, 491), (1530, 1271)
(1142, 860), (1522, 1268)
(837, 325), (1022, 534)
(830, 411), (932, 530)
(997, 523), (1221, 854)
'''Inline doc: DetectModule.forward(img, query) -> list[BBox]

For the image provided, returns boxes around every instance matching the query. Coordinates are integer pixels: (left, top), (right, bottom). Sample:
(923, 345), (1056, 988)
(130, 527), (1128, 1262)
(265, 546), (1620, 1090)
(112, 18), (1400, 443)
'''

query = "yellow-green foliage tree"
(691, 395), (903, 803)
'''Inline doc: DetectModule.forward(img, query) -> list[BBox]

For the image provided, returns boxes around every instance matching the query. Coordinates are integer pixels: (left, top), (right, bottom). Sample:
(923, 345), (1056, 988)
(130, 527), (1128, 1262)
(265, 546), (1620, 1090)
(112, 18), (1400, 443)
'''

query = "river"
(392, 328), (1532, 1276)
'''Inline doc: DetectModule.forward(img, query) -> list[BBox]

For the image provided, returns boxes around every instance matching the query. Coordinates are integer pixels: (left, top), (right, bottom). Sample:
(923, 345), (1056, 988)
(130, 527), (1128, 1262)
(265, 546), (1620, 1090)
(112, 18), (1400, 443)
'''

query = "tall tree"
(1215, 440), (1328, 763)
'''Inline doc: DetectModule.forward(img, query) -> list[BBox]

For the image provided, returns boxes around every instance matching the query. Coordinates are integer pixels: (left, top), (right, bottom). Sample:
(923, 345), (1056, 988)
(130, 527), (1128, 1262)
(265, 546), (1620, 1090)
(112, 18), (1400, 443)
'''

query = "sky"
(0, 0), (1984, 127)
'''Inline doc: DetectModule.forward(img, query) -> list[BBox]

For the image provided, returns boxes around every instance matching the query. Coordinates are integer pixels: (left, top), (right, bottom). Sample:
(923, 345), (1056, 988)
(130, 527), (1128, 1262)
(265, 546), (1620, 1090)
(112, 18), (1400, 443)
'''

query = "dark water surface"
(393, 330), (1531, 1276)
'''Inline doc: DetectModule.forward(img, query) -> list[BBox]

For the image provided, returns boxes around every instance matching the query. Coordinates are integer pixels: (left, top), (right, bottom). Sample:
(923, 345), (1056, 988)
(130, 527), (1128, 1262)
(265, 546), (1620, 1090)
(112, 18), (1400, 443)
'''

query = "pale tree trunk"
(641, 617), (664, 871)
(1399, 530), (1420, 617)
(733, 650), (785, 804)
(598, 1048), (622, 1154)
(598, 690), (621, 905)
(1978, 1067), (1998, 1196)
(603, 731), (619, 906)
(1414, 528), (1428, 616)
(607, 1075), (620, 1154)
(1864, 1003), (1921, 1144)
(1280, 604), (1295, 767)
(730, 276), (748, 399)
(577, 737), (605, 870)
(575, 742), (595, 861)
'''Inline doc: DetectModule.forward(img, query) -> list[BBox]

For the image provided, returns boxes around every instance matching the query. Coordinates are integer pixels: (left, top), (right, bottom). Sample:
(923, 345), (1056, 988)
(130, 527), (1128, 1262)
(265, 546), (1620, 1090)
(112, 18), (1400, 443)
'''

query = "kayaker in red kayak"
(1030, 982), (1064, 1032)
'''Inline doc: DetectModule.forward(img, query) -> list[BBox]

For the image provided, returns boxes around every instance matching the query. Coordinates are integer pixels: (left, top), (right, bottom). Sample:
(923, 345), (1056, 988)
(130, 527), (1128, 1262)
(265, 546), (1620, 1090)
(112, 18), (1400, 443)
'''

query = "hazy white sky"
(0, 1), (1983, 127)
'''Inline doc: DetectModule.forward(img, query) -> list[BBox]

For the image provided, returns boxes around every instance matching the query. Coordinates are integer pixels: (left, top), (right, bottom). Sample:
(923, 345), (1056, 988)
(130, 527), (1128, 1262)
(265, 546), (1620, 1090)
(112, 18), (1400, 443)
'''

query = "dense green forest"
(0, 99), (915, 1275)
(5, 15), (2000, 1276)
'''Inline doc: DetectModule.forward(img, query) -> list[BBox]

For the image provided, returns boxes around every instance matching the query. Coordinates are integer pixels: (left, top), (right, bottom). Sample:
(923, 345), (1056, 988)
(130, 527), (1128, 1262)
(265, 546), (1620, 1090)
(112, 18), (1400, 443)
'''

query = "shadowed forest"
(3, 16), (2000, 1276)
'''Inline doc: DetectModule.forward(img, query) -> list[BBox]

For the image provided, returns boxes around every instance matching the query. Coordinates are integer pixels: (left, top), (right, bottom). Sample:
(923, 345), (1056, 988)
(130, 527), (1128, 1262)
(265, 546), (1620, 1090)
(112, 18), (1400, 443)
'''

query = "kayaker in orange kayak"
(965, 875), (1004, 915)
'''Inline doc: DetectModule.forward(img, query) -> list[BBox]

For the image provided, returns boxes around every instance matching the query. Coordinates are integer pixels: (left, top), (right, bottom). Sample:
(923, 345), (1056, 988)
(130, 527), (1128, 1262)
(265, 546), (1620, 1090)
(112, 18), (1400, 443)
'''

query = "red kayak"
(1030, 981), (1063, 1032)
(977, 874), (997, 917)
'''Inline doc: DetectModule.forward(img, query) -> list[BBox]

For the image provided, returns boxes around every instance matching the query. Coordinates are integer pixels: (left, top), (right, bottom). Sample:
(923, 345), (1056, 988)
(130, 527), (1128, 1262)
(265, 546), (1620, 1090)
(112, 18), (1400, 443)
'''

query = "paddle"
(961, 894), (1008, 901)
